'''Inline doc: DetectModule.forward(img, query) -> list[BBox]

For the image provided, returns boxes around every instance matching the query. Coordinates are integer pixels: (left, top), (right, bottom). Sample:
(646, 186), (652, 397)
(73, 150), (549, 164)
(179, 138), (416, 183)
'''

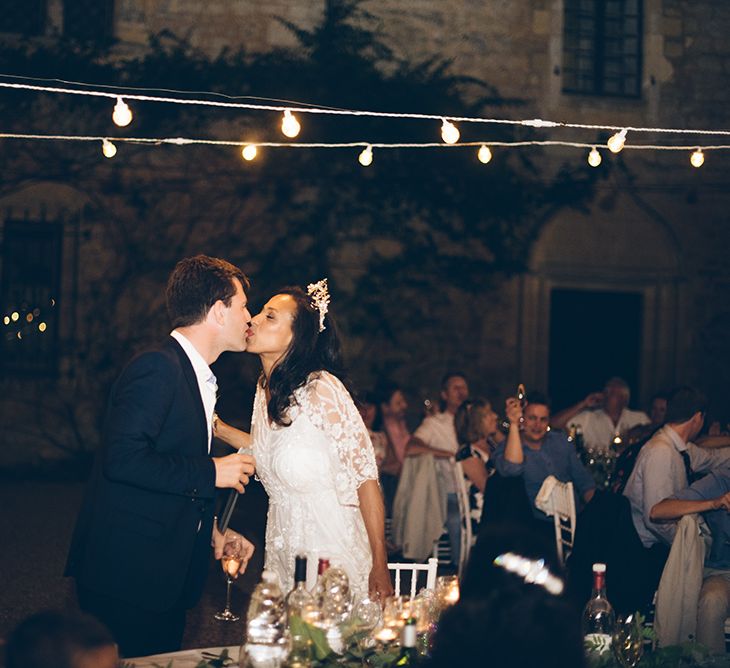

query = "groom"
(65, 255), (256, 657)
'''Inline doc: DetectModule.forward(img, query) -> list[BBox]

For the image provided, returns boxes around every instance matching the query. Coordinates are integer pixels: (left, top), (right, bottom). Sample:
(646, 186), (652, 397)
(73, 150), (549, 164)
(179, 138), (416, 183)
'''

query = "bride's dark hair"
(265, 286), (346, 426)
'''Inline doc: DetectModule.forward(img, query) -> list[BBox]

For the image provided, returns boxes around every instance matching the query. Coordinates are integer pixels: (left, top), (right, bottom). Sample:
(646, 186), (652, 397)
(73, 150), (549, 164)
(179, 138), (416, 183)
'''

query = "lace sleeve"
(300, 371), (379, 506)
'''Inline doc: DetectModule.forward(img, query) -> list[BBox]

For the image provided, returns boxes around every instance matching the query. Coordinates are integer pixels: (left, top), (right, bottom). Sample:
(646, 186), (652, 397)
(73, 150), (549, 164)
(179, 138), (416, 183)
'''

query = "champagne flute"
(214, 533), (243, 622)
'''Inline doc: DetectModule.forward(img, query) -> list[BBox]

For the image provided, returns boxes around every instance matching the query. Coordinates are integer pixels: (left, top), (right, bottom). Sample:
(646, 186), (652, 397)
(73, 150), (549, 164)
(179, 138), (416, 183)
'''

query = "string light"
(690, 148), (705, 168)
(38, 322), (47, 332)
(101, 138), (117, 158)
(587, 147), (602, 167)
(4, 79), (730, 142)
(2, 316), (9, 325)
(441, 118), (460, 144)
(477, 144), (492, 164)
(11, 311), (19, 322)
(607, 129), (627, 154)
(112, 96), (133, 127)
(358, 144), (373, 166)
(241, 144), (257, 161)
(281, 109), (301, 138)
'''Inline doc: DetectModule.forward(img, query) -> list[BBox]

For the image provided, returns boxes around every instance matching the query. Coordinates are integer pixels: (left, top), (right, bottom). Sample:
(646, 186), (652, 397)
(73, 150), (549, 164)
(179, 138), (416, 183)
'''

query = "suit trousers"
(77, 584), (186, 658)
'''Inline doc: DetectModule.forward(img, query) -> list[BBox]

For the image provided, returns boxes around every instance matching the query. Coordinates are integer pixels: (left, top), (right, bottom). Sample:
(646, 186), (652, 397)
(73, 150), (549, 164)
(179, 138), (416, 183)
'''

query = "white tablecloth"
(128, 645), (238, 667)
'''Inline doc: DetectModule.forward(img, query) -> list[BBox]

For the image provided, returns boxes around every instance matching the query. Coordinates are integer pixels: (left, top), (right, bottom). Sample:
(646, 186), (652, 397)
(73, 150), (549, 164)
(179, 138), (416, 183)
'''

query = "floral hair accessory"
(493, 552), (564, 595)
(306, 278), (330, 332)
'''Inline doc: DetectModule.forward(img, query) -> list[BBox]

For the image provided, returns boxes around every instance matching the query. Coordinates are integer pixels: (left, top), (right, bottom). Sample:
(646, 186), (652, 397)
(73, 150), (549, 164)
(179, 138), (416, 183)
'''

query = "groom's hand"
(213, 453), (255, 493)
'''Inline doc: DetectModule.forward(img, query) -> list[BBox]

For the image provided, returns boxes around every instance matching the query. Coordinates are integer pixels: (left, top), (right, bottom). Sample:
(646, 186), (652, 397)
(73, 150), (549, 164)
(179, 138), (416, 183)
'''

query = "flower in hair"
(307, 278), (330, 332)
(493, 552), (564, 595)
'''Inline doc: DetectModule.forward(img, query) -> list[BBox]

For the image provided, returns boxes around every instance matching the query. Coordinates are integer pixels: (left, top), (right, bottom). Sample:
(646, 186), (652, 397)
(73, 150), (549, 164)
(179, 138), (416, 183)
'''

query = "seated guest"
(625, 391), (669, 445)
(357, 391), (389, 469)
(454, 397), (501, 545)
(5, 610), (118, 668)
(551, 377), (650, 453)
(402, 372), (469, 568)
(611, 391), (669, 495)
(493, 392), (595, 539)
(373, 381), (411, 515)
(651, 464), (730, 654)
(622, 387), (730, 612)
(430, 525), (585, 668)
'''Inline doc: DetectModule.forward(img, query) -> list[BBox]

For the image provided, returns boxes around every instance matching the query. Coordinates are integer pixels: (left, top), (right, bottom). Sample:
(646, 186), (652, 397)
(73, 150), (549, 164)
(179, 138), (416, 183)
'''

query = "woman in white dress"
(218, 282), (393, 600)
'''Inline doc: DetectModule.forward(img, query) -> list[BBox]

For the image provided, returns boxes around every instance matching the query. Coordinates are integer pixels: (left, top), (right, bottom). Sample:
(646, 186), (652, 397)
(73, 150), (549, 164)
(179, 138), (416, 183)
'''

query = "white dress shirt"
(571, 407), (650, 453)
(170, 330), (217, 452)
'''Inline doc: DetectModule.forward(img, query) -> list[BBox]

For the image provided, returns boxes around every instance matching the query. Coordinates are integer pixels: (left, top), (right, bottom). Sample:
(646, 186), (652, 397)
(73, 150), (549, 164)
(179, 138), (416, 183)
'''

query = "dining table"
(128, 645), (238, 668)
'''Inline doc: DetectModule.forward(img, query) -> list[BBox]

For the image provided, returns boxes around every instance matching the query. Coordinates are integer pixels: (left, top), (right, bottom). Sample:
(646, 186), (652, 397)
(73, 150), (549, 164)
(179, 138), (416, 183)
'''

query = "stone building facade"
(1, 1), (729, 464)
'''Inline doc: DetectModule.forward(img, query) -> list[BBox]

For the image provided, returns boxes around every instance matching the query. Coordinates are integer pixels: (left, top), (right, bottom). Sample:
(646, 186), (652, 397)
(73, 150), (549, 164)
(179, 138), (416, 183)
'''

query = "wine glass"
(215, 533), (243, 621)
(612, 614), (644, 667)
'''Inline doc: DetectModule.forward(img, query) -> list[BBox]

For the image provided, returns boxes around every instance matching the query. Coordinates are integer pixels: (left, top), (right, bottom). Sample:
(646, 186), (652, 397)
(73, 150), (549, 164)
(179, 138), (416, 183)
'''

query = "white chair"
(431, 458), (472, 577)
(535, 476), (576, 564)
(454, 460), (473, 577)
(388, 557), (439, 598)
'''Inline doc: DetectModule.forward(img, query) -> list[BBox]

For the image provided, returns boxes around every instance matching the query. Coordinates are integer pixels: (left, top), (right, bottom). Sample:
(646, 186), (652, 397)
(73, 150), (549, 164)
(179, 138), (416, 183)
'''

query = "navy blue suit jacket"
(65, 337), (217, 612)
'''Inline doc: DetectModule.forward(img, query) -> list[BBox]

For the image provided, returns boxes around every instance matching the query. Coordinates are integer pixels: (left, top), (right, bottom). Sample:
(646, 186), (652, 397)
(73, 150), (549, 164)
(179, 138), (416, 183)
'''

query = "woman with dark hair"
(429, 525), (585, 668)
(218, 281), (393, 599)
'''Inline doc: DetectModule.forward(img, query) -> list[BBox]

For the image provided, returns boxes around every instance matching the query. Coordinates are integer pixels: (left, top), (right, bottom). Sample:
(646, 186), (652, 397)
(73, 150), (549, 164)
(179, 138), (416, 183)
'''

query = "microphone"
(217, 447), (253, 534)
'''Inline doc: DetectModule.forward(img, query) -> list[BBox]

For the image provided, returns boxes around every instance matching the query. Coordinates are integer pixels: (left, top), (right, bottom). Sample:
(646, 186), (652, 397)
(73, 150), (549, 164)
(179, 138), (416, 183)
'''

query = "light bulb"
(441, 118), (460, 144)
(477, 144), (492, 164)
(112, 97), (133, 127)
(690, 149), (705, 168)
(588, 147), (602, 167)
(102, 139), (117, 158)
(281, 110), (301, 138)
(607, 129), (627, 154)
(241, 144), (258, 161)
(358, 145), (373, 166)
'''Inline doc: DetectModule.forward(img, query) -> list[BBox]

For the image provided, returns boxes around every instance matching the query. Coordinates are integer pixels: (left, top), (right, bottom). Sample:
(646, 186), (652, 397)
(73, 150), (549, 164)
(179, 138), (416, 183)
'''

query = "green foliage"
(0, 0), (603, 460)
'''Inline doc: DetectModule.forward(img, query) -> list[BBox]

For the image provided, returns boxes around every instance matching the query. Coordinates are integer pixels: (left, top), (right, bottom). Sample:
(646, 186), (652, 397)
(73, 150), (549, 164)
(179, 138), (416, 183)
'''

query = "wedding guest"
(454, 398), (501, 543)
(401, 372), (470, 567)
(494, 392), (595, 536)
(357, 391), (389, 468)
(64, 256), (256, 657)
(622, 386), (730, 612)
(430, 525), (584, 668)
(5, 610), (118, 668)
(374, 380), (411, 515)
(651, 465), (730, 654)
(551, 377), (650, 453)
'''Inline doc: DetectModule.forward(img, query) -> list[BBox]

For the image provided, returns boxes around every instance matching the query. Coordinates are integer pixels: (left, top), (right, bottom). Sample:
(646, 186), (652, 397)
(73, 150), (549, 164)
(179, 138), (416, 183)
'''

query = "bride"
(216, 281), (393, 600)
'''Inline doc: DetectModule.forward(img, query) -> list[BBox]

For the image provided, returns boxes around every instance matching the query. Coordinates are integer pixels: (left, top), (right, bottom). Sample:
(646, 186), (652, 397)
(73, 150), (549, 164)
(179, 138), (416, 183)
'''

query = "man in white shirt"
(402, 372), (469, 567)
(552, 377), (650, 453)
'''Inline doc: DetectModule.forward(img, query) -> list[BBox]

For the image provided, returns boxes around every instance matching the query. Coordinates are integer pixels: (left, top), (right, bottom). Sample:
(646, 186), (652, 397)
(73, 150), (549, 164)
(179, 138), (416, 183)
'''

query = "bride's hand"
(369, 562), (394, 601)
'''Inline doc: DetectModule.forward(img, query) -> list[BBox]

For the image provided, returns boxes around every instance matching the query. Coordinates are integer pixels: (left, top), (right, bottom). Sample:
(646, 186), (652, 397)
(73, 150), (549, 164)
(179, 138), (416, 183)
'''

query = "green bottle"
(396, 617), (418, 666)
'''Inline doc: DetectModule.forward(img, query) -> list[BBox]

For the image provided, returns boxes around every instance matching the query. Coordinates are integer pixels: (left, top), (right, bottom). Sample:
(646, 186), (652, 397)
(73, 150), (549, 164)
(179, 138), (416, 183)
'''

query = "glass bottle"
(395, 617), (418, 666)
(286, 555), (314, 621)
(242, 570), (288, 667)
(582, 563), (616, 654)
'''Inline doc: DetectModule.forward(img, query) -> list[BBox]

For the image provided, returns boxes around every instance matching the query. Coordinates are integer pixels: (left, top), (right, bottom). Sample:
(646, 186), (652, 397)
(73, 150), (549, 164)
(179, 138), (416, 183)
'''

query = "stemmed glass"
(612, 614), (644, 667)
(214, 533), (243, 622)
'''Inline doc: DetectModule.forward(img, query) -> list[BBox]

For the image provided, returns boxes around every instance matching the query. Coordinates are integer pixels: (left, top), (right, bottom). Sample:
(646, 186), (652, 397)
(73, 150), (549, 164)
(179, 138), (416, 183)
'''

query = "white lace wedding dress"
(252, 371), (378, 596)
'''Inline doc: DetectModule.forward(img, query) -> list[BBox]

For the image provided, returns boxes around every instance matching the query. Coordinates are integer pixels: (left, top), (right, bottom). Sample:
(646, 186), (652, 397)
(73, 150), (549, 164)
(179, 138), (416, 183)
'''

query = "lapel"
(166, 336), (209, 455)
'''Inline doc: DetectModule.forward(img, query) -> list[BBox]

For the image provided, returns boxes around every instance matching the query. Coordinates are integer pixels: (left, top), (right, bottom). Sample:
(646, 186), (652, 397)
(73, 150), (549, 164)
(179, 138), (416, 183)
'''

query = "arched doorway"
(518, 192), (683, 408)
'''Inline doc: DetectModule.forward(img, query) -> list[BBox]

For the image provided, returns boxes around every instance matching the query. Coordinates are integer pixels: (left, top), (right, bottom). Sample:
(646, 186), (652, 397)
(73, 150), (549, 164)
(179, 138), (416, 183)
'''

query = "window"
(0, 0), (47, 36)
(562, 0), (643, 98)
(1, 220), (63, 376)
(63, 0), (113, 43)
